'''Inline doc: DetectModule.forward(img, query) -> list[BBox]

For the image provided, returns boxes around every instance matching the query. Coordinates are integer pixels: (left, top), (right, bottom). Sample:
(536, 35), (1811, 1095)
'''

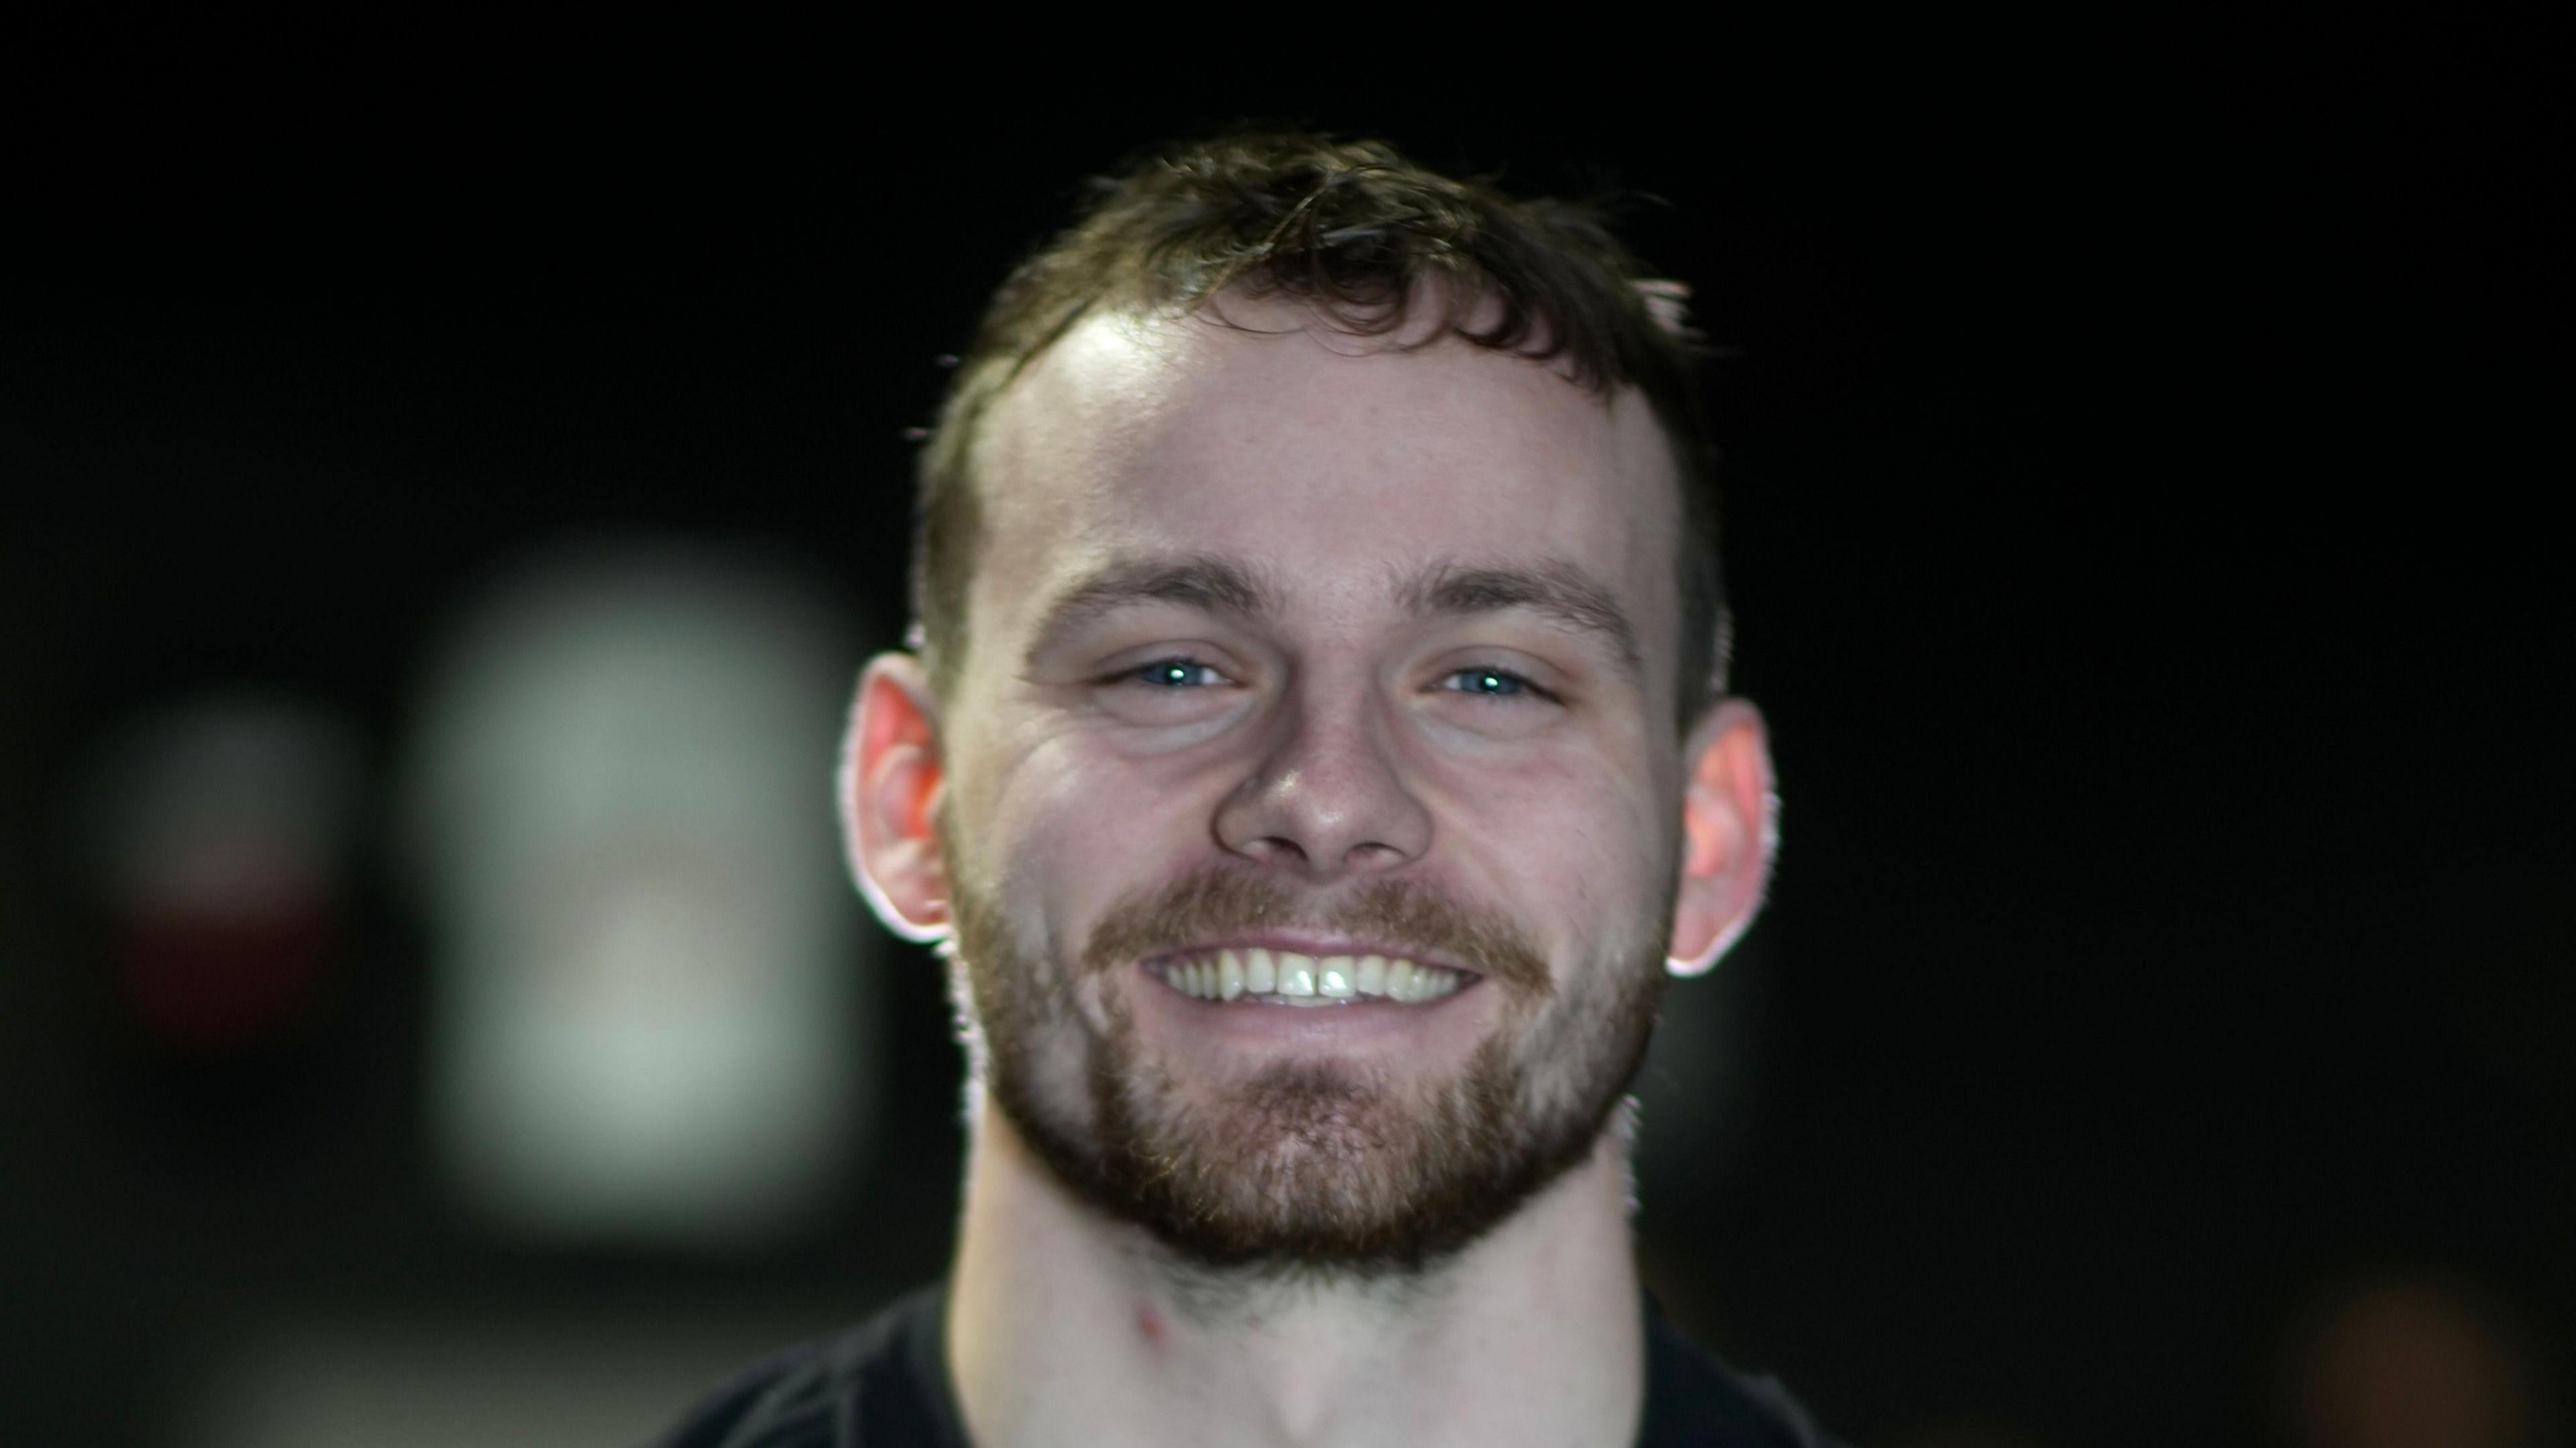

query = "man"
(659, 131), (1840, 1447)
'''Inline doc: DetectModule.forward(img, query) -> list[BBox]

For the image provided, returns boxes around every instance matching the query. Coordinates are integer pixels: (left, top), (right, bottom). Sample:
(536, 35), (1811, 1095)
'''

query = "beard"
(947, 856), (1670, 1278)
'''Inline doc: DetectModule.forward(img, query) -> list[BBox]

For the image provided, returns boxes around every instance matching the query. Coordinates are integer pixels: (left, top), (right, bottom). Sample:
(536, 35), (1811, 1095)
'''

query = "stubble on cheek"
(947, 852), (1105, 1145)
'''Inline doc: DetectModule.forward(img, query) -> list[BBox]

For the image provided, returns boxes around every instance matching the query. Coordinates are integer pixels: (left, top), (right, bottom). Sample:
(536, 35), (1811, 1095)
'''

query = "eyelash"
(1109, 656), (1556, 703)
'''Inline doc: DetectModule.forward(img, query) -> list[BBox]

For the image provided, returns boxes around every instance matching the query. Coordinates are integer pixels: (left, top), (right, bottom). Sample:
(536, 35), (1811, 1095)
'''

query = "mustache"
(1079, 865), (1550, 998)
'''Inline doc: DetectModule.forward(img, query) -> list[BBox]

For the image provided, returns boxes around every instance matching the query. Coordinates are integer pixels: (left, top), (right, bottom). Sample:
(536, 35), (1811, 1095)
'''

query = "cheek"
(1428, 746), (1674, 928)
(979, 730), (1209, 935)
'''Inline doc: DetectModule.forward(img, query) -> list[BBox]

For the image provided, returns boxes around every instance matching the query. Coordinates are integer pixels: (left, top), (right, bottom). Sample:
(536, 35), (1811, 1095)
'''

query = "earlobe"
(1667, 698), (1778, 977)
(841, 651), (953, 944)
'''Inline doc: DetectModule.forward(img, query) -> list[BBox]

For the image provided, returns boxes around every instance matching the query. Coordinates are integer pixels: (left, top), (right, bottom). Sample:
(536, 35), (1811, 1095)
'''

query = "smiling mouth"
(1148, 946), (1472, 1007)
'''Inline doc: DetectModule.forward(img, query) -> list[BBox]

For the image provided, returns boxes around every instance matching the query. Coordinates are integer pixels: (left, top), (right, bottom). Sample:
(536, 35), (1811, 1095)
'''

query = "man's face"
(934, 296), (1693, 1272)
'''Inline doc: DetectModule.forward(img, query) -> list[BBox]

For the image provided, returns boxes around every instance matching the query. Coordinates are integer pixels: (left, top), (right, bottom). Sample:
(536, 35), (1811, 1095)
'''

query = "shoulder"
(648, 1285), (965, 1448)
(1637, 1298), (1853, 1448)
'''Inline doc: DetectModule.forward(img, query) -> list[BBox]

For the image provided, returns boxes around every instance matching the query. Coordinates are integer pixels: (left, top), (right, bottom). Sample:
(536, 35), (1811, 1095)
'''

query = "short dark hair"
(910, 130), (1730, 732)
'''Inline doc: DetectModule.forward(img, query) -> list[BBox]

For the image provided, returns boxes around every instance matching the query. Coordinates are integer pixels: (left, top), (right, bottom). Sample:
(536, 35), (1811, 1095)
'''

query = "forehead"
(967, 298), (1683, 657)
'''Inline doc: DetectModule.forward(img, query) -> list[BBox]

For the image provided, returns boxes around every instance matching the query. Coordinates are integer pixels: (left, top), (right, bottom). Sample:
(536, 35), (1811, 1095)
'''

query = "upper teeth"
(1153, 948), (1465, 1005)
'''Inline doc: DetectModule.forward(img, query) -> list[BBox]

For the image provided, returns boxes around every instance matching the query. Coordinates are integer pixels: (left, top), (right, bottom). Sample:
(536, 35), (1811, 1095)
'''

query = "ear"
(840, 651), (951, 944)
(1667, 696), (1778, 977)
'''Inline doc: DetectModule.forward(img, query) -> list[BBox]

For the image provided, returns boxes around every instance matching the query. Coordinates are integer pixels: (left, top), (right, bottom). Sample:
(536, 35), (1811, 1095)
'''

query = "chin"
(999, 1007), (1638, 1277)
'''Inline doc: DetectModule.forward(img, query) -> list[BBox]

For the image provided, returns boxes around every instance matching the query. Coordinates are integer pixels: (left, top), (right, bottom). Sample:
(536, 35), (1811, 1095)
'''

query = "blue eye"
(1125, 657), (1226, 688)
(1442, 667), (1542, 700)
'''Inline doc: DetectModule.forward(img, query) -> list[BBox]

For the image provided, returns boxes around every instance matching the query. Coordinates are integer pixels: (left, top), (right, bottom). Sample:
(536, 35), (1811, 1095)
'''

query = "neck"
(945, 1097), (1646, 1448)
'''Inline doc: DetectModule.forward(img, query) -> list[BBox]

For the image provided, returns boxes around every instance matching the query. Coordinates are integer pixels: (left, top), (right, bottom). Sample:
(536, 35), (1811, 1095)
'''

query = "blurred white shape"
(405, 541), (875, 1248)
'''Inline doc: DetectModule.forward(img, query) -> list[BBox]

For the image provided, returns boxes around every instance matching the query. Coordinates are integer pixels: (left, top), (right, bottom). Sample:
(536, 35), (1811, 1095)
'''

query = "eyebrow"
(1395, 558), (1644, 684)
(1024, 551), (1643, 685)
(1025, 554), (1282, 659)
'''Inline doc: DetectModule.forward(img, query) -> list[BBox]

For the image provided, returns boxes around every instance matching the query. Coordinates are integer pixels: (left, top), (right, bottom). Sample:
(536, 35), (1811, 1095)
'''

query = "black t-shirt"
(652, 1282), (1844, 1447)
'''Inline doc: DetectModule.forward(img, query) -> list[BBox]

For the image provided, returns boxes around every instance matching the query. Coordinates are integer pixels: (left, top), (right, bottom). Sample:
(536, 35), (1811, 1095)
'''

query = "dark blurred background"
(4, 15), (2567, 1448)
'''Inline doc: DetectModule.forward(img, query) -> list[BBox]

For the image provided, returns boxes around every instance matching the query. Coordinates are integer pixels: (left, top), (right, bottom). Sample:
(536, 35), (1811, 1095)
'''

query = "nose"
(1213, 682), (1432, 879)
